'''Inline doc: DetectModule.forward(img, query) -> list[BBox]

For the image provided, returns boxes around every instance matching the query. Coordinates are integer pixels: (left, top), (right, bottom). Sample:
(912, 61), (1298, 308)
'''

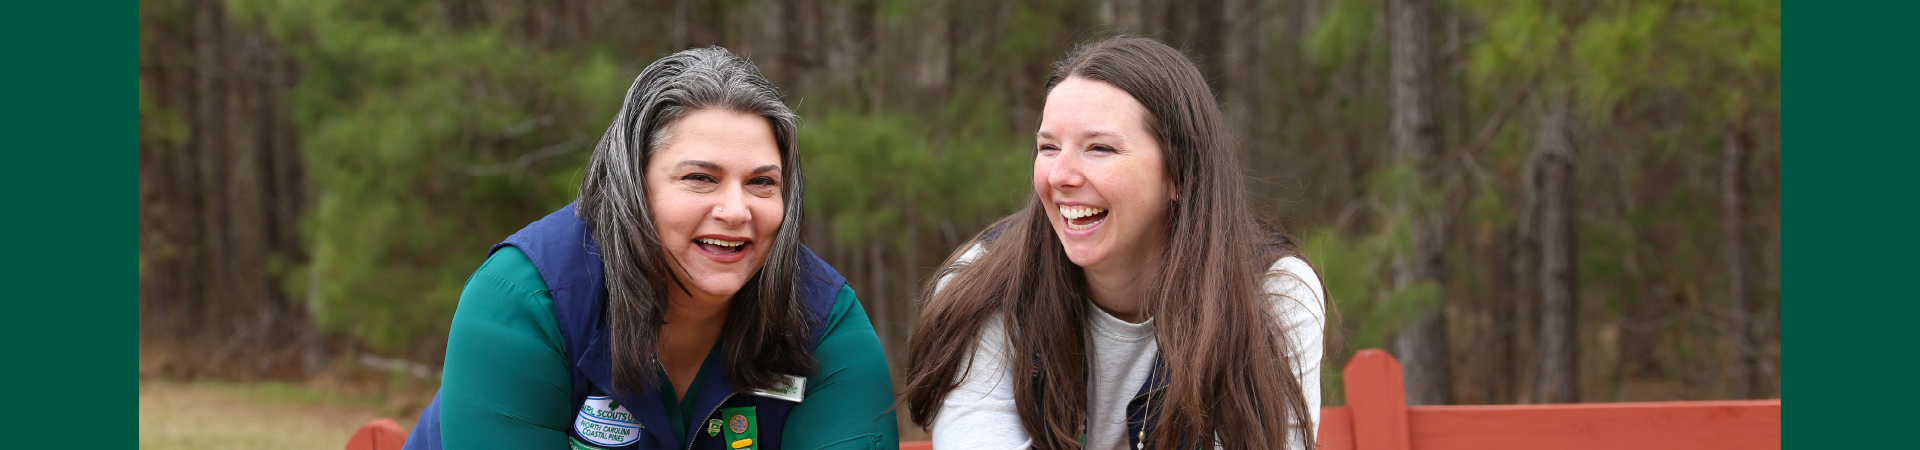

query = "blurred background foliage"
(139, 0), (1779, 423)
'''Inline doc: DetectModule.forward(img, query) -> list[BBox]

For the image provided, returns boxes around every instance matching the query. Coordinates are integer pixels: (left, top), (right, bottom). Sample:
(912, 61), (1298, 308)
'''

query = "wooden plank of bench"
(1404, 400), (1781, 450)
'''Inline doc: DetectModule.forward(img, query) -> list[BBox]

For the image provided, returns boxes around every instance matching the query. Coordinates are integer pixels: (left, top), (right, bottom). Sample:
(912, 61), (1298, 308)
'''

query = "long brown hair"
(903, 36), (1322, 449)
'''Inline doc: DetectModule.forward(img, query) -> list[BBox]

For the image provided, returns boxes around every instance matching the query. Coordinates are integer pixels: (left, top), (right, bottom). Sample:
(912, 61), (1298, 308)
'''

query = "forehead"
(1038, 77), (1152, 139)
(650, 109), (782, 168)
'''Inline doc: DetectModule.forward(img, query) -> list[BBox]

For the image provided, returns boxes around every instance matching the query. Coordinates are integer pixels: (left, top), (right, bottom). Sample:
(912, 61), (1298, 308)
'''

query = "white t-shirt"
(930, 249), (1326, 450)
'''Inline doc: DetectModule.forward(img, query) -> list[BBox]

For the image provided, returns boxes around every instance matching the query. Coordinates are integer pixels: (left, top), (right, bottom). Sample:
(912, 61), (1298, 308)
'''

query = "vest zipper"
(688, 393), (736, 450)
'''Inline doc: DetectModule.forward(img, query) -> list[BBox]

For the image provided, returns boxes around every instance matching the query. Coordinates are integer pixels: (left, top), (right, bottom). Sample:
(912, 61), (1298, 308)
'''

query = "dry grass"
(139, 380), (426, 450)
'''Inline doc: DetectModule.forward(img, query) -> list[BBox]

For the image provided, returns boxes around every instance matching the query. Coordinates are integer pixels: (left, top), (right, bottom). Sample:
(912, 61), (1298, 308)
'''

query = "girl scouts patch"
(572, 396), (642, 447)
(728, 414), (748, 433)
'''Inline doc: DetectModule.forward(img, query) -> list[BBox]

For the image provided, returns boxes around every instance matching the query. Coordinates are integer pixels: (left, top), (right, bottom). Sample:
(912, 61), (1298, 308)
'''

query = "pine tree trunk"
(1388, 0), (1451, 405)
(139, 0), (311, 379)
(868, 236), (892, 360)
(1531, 98), (1578, 403)
(1723, 124), (1761, 399)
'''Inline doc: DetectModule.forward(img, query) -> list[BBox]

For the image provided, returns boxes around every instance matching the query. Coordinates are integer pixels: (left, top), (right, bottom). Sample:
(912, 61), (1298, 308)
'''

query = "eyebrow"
(674, 160), (722, 171)
(1036, 130), (1126, 141)
(672, 160), (781, 175)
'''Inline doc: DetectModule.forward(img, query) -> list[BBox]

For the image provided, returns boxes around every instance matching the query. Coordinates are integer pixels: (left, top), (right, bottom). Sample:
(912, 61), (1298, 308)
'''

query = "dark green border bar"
(4, 1), (133, 447)
(1793, 1), (1915, 447)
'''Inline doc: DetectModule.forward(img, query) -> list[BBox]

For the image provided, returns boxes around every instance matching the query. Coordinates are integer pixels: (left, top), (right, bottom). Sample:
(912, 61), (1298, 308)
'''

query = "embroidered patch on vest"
(573, 396), (642, 447)
(749, 374), (807, 402)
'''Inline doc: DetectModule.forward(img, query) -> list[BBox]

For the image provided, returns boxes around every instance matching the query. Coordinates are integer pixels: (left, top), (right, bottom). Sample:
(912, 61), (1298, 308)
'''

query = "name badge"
(750, 375), (806, 403)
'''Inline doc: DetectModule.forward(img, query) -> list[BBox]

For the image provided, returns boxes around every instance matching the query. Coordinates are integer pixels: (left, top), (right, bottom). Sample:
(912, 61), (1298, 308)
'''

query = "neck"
(658, 288), (730, 367)
(1084, 264), (1149, 323)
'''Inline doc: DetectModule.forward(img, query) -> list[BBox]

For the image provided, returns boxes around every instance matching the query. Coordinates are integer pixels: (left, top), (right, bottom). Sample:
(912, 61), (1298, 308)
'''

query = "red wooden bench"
(1318, 349), (1779, 450)
(350, 349), (1780, 449)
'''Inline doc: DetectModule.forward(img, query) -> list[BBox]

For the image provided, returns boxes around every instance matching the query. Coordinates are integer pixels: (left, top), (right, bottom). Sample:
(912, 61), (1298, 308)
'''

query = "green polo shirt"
(437, 247), (899, 449)
(657, 343), (719, 446)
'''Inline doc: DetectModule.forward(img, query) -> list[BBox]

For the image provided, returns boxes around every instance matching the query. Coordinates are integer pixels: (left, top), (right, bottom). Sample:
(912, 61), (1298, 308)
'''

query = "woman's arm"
(439, 247), (575, 448)
(926, 244), (1032, 449)
(928, 316), (1032, 449)
(782, 286), (900, 450)
(1267, 256), (1328, 444)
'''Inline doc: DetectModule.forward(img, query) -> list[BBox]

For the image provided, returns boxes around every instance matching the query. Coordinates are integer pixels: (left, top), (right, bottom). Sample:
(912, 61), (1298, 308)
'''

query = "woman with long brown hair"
(903, 36), (1327, 449)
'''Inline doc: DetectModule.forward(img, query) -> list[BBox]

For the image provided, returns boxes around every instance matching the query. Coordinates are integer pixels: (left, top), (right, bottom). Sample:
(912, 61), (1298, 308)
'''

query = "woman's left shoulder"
(1261, 256), (1326, 316)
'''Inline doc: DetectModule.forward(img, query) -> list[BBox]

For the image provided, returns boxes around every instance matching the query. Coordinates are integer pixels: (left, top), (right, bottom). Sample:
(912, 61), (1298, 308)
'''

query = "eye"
(1037, 144), (1059, 154)
(748, 176), (779, 187)
(1089, 144), (1117, 154)
(680, 173), (717, 183)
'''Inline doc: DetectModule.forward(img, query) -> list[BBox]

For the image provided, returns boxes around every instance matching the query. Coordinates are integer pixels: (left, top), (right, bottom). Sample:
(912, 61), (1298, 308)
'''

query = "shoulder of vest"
(795, 244), (846, 348)
(491, 202), (603, 293)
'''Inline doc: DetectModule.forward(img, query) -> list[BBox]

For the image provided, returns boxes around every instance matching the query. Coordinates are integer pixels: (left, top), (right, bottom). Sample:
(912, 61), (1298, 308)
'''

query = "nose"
(1044, 152), (1085, 191)
(712, 187), (751, 226)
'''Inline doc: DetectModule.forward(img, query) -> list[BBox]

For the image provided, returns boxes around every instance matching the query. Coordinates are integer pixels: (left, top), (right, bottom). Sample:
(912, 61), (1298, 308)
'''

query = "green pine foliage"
(229, 0), (625, 349)
(802, 111), (1030, 249)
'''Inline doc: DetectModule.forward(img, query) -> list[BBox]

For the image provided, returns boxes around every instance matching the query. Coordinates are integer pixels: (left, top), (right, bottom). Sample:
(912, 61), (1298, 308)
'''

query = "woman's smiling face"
(1034, 77), (1174, 274)
(645, 109), (785, 306)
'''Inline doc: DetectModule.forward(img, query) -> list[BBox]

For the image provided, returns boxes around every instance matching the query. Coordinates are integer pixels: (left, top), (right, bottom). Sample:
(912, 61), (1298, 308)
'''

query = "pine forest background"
(137, 0), (1781, 429)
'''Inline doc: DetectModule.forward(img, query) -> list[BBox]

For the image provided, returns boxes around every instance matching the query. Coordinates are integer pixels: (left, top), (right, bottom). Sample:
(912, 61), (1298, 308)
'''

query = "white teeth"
(1059, 205), (1107, 219)
(1060, 205), (1108, 231)
(697, 238), (745, 247)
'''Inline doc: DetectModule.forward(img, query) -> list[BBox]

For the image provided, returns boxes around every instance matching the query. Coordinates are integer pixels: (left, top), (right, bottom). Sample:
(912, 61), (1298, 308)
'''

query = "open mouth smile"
(696, 237), (748, 256)
(1060, 205), (1108, 231)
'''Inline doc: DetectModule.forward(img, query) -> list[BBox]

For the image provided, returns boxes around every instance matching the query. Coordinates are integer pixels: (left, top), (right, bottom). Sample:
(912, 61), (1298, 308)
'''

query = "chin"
(1059, 245), (1104, 269)
(682, 273), (752, 300)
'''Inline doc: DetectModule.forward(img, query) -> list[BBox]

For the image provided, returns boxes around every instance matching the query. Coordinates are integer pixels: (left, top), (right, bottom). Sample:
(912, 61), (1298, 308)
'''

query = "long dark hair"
(904, 36), (1322, 449)
(576, 46), (814, 396)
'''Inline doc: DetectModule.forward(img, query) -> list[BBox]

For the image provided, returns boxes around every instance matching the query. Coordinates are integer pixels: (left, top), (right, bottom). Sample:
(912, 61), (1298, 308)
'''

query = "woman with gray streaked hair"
(404, 46), (899, 450)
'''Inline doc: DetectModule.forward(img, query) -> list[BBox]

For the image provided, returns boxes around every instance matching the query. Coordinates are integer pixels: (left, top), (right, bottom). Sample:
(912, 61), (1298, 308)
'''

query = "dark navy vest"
(405, 203), (846, 450)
